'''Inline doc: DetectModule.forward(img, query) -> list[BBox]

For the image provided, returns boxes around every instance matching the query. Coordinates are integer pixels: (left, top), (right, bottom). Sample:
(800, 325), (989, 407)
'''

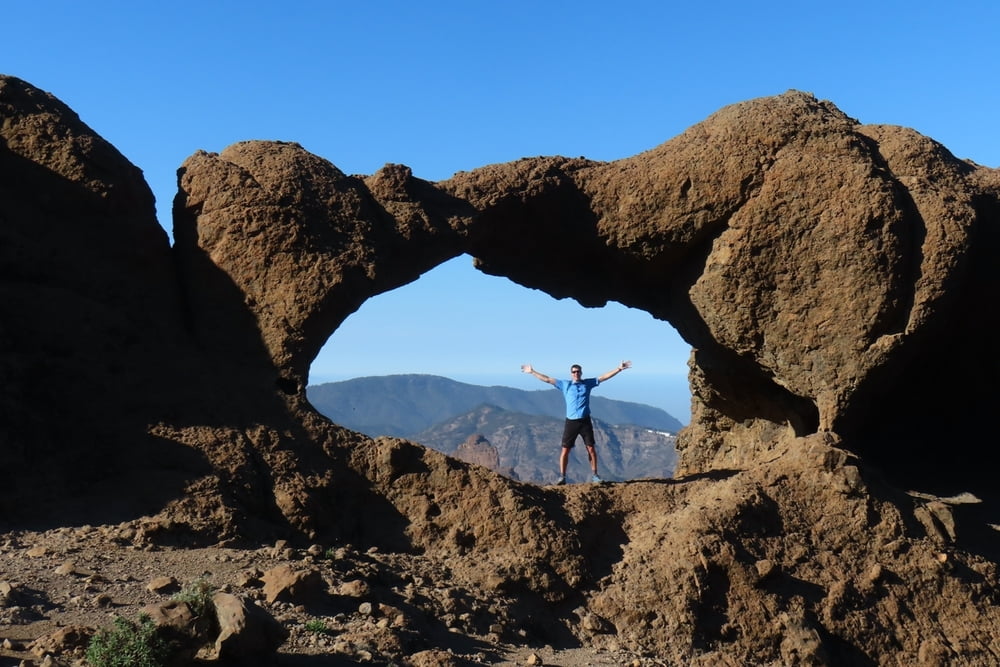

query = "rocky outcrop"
(170, 88), (1000, 495)
(0, 75), (189, 522)
(3, 73), (1000, 663)
(453, 434), (502, 471)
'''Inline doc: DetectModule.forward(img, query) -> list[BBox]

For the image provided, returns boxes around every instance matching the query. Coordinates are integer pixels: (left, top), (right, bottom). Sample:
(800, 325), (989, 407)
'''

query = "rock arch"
(173, 91), (1000, 493)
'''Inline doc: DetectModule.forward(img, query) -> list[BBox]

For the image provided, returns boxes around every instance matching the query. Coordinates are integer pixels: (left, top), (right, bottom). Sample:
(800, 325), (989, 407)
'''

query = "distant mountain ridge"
(413, 403), (677, 484)
(306, 374), (684, 438)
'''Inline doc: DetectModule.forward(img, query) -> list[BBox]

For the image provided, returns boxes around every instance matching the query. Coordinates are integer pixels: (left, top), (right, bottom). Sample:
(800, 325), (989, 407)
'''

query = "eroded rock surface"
(3, 74), (1000, 664)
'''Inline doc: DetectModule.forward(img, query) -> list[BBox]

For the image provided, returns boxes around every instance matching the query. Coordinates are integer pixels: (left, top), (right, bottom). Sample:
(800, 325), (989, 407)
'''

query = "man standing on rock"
(521, 361), (632, 484)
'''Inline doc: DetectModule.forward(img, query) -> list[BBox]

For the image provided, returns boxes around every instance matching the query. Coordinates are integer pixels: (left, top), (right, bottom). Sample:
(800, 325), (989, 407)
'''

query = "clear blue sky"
(5, 2), (999, 423)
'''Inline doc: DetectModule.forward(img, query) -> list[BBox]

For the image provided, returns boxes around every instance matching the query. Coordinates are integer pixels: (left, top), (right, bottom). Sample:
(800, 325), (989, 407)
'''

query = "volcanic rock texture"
(3, 73), (1000, 664)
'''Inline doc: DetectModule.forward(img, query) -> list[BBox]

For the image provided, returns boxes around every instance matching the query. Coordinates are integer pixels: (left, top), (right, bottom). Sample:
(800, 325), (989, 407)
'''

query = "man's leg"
(560, 446), (571, 476)
(581, 418), (601, 481)
(581, 418), (598, 474)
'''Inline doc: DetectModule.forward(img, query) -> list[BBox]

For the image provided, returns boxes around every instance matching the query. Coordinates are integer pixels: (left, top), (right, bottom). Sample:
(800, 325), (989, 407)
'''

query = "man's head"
(570, 365), (582, 377)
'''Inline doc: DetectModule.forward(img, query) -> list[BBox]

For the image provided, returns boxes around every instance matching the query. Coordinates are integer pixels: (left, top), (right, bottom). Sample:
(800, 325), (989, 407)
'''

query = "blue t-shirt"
(555, 378), (600, 419)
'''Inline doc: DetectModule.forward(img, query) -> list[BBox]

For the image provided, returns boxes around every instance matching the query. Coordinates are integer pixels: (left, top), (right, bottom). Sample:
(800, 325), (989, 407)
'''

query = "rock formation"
(3, 73), (1000, 664)
(453, 434), (502, 472)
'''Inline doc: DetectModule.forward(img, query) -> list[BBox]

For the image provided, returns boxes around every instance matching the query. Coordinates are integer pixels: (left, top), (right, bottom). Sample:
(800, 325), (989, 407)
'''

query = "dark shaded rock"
(0, 75), (194, 526)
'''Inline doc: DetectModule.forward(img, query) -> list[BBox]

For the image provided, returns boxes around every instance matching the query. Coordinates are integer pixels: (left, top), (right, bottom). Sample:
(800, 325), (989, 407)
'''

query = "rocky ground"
(5, 441), (1000, 667)
(0, 514), (663, 667)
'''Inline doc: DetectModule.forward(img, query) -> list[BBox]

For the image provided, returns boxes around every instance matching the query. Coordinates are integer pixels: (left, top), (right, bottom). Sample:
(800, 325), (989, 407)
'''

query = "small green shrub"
(85, 613), (172, 667)
(171, 576), (216, 618)
(305, 618), (332, 635)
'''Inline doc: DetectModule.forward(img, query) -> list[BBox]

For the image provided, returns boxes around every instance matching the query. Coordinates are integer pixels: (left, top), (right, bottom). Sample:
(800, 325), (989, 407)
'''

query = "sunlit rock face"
(175, 89), (1000, 494)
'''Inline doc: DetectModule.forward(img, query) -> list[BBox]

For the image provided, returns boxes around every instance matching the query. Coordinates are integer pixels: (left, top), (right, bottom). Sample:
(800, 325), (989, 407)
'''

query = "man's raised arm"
(521, 363), (556, 385)
(598, 360), (632, 382)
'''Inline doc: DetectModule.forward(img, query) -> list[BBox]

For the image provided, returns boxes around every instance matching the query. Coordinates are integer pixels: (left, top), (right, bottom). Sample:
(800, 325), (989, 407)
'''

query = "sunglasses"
(570, 369), (582, 374)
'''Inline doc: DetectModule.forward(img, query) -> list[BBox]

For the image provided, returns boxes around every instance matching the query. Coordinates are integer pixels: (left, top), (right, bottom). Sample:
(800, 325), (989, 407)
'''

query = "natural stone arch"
(173, 91), (999, 495)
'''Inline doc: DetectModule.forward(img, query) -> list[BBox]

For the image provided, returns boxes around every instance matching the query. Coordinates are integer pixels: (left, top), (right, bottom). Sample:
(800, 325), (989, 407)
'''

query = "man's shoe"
(591, 474), (603, 483)
(555, 476), (566, 485)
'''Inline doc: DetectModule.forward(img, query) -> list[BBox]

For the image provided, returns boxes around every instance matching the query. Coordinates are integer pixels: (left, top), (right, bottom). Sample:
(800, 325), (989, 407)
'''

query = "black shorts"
(561, 416), (595, 449)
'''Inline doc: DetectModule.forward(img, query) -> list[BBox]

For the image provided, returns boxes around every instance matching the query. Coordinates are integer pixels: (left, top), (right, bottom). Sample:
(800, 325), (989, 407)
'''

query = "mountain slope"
(413, 403), (677, 484)
(306, 374), (684, 437)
